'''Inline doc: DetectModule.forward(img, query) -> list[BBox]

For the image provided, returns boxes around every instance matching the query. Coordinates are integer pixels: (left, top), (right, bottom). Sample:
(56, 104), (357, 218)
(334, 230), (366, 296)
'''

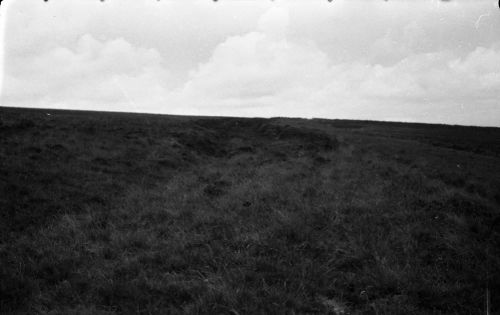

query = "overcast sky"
(1, 0), (499, 126)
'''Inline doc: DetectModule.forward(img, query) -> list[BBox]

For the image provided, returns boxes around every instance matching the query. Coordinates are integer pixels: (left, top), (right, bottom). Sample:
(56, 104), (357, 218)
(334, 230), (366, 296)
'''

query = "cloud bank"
(1, 0), (500, 126)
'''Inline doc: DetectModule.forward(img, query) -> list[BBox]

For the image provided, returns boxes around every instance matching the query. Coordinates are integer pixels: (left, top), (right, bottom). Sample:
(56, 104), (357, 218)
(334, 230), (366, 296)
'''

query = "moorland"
(1, 107), (499, 314)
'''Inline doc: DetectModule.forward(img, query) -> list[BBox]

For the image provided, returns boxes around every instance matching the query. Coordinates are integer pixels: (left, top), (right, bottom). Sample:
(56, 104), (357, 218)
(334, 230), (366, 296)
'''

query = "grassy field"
(1, 107), (499, 314)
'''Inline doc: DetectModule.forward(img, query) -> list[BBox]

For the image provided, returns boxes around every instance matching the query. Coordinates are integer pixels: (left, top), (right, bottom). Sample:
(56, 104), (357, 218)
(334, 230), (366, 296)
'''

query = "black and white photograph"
(0, 0), (499, 313)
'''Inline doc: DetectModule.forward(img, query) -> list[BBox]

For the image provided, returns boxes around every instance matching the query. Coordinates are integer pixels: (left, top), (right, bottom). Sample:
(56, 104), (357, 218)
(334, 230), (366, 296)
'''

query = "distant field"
(1, 107), (499, 314)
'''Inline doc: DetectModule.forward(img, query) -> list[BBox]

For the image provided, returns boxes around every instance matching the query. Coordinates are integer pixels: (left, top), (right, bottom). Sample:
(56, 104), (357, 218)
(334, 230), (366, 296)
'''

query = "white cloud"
(178, 5), (500, 124)
(1, 0), (500, 126)
(180, 6), (332, 116)
(314, 46), (500, 125)
(2, 33), (174, 112)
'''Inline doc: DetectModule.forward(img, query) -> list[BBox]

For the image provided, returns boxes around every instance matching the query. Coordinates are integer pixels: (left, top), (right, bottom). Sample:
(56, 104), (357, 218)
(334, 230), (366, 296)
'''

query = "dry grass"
(1, 107), (499, 314)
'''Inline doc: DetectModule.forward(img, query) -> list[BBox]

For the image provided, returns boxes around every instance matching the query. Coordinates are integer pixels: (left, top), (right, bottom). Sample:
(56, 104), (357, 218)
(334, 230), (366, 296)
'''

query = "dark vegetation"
(1, 107), (499, 314)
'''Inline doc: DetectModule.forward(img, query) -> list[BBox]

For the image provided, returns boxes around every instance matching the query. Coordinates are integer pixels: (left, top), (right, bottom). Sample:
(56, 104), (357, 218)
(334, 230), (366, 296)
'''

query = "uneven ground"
(1, 107), (499, 314)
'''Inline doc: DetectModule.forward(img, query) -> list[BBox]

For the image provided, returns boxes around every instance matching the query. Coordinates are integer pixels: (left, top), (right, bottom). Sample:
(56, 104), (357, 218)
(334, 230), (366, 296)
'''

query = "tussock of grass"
(1, 108), (499, 314)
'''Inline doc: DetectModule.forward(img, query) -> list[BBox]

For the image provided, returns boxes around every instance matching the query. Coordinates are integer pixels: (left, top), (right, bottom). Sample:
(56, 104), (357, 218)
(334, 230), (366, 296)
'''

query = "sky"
(1, 0), (499, 127)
